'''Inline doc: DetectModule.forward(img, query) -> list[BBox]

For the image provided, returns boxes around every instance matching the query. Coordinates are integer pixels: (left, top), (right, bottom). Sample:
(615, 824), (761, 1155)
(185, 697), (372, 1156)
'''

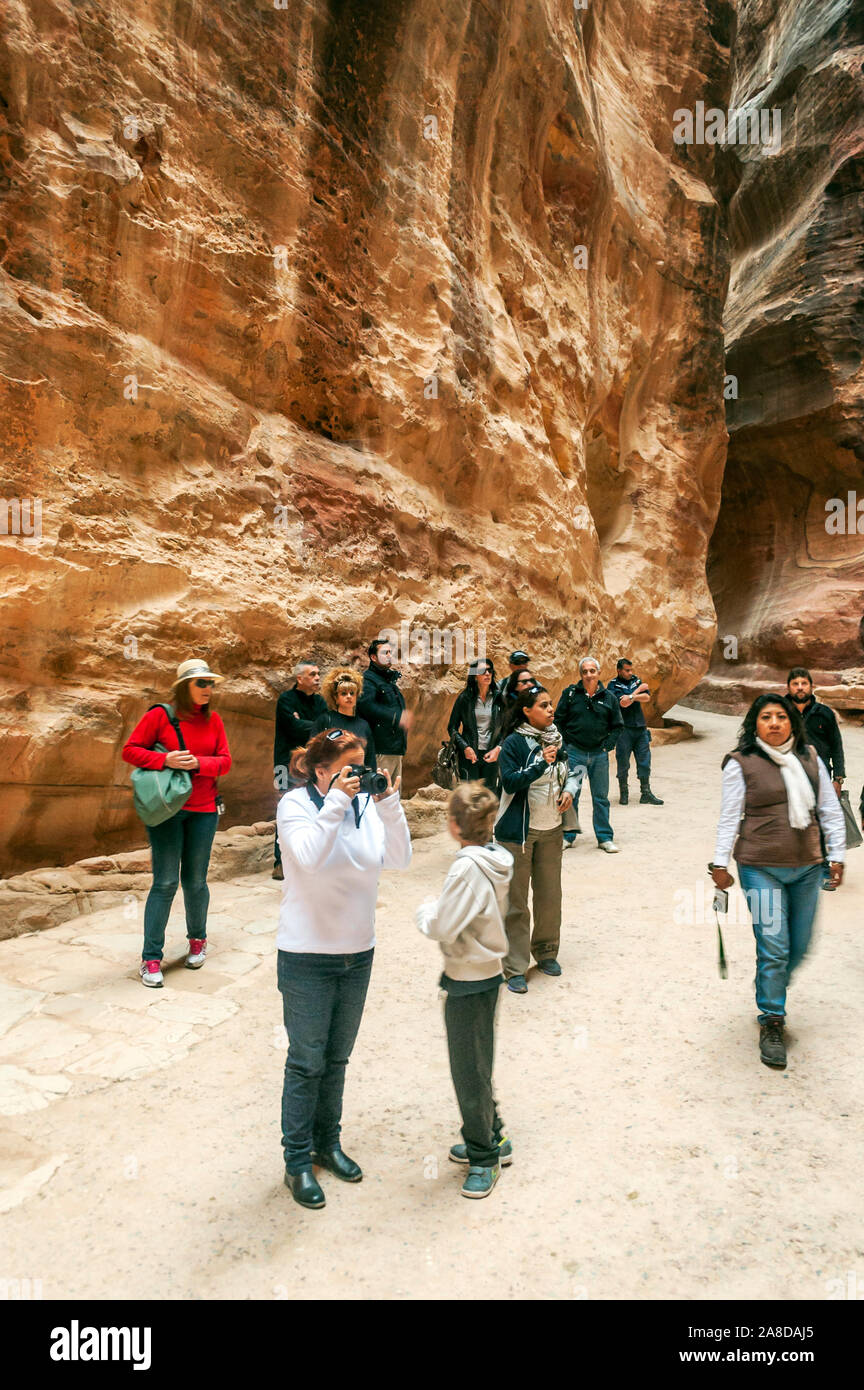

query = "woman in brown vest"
(710, 695), (845, 1069)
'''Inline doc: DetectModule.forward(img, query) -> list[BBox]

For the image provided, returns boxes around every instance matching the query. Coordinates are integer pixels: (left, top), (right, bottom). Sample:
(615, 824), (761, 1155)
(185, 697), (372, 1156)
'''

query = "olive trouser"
(497, 825), (563, 978)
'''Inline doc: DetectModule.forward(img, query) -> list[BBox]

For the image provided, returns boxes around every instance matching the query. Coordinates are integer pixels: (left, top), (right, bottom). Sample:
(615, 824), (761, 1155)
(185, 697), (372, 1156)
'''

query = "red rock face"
(698, 0), (864, 713)
(0, 0), (730, 873)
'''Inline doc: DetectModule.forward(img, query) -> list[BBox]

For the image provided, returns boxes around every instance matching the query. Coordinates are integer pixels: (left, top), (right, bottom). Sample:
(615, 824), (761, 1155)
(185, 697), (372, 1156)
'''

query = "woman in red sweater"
(122, 658), (232, 987)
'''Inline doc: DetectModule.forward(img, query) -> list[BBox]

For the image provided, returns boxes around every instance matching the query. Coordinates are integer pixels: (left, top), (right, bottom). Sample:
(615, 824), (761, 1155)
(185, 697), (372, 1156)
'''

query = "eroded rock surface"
(0, 1), (730, 873)
(698, 0), (864, 710)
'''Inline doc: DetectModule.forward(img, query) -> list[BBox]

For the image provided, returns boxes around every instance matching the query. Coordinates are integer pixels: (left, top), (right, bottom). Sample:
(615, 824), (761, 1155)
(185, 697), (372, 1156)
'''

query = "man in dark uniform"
(607, 657), (664, 806)
(272, 659), (328, 879)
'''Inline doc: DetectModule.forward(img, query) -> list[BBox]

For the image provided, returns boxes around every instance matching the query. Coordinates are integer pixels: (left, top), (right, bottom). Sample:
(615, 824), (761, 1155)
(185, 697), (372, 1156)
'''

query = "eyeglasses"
(192, 679), (215, 688)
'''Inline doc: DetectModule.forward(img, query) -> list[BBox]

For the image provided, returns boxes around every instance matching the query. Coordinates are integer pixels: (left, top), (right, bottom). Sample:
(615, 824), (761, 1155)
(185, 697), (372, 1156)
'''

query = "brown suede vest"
(723, 747), (821, 867)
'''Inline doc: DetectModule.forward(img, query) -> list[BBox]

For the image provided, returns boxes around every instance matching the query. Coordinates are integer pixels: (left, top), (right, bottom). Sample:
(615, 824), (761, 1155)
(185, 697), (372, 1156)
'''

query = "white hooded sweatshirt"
(416, 843), (514, 982)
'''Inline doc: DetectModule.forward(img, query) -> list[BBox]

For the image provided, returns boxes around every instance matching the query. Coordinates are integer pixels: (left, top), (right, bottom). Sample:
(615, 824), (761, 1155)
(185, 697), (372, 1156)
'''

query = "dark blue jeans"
(615, 727), (651, 780)
(563, 746), (613, 845)
(277, 948), (374, 1175)
(143, 810), (218, 961)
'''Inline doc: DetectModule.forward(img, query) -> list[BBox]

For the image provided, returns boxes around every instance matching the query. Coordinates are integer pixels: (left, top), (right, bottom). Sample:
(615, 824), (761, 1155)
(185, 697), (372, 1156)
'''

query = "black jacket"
(357, 663), (407, 755)
(447, 688), (506, 768)
(554, 680), (623, 752)
(313, 710), (377, 771)
(274, 687), (328, 773)
(798, 697), (845, 779)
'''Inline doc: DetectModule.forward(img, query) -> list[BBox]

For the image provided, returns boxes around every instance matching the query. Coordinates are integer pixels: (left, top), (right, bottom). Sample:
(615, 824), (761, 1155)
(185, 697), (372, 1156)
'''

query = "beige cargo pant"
(497, 825), (563, 978)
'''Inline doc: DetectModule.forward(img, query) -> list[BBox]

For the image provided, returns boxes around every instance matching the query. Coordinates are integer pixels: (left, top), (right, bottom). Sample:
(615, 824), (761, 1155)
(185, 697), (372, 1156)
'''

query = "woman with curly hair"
(313, 666), (377, 771)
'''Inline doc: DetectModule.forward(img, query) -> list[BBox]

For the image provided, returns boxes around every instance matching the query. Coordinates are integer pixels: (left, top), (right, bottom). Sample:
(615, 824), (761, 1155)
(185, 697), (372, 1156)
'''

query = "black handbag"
(432, 738), (461, 791)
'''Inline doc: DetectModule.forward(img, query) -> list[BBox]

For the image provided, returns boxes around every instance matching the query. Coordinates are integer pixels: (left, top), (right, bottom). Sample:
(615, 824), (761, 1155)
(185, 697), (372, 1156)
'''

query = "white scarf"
(755, 736), (815, 829)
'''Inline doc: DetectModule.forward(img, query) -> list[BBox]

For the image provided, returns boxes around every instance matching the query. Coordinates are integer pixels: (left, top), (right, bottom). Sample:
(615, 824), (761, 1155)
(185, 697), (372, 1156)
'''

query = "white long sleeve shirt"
(713, 755), (846, 867)
(276, 785), (412, 952)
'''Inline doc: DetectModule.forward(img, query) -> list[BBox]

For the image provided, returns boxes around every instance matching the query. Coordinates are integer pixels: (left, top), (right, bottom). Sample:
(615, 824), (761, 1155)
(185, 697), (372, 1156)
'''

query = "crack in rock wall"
(696, 0), (864, 712)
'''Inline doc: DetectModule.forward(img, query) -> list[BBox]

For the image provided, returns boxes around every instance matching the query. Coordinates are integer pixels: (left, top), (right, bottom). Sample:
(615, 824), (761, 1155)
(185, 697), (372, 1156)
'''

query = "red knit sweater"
(122, 706), (232, 812)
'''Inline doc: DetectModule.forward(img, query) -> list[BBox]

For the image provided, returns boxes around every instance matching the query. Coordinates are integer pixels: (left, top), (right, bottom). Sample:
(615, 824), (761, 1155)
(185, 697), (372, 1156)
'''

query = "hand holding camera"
(334, 764), (390, 799)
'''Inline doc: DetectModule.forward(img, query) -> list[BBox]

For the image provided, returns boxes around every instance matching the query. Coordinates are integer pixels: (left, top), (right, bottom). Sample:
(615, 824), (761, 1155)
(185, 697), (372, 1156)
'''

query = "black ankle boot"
(285, 1169), (326, 1208)
(618, 779), (629, 805)
(639, 780), (663, 805)
(759, 1018), (787, 1069)
(311, 1145), (363, 1182)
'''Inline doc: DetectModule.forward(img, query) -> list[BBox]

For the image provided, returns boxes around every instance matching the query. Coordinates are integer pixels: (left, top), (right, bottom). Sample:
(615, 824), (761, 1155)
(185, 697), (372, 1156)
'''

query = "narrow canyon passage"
(1, 708), (860, 1300)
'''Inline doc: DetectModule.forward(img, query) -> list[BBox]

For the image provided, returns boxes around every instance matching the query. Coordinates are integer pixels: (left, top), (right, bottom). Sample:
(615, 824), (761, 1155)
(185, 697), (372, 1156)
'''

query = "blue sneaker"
(507, 974), (528, 994)
(449, 1136), (513, 1167)
(461, 1163), (500, 1199)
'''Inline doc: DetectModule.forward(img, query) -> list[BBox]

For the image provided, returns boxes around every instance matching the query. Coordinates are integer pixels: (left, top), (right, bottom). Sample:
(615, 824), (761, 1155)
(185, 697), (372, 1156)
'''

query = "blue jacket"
(494, 731), (581, 846)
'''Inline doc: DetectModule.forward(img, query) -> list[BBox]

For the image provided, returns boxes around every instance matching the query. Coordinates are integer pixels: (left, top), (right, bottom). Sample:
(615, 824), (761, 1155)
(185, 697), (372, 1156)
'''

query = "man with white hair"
(272, 660), (328, 879)
(554, 656), (623, 853)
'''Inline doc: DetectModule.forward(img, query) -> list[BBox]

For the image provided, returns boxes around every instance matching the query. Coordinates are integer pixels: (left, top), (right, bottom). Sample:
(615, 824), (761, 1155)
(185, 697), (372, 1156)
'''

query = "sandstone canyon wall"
(0, 0), (731, 874)
(695, 0), (864, 712)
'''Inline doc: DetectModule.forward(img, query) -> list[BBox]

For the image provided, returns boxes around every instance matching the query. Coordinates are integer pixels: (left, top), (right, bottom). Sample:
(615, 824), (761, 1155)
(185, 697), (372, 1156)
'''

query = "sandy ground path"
(1, 706), (862, 1301)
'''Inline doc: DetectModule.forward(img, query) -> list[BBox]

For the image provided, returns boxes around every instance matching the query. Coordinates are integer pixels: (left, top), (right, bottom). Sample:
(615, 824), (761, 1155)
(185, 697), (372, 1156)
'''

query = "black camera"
(348, 764), (389, 796)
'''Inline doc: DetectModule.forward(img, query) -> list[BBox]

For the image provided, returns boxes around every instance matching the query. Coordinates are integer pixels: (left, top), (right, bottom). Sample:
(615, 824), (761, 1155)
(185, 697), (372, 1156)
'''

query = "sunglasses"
(325, 729), (346, 741)
(192, 679), (215, 688)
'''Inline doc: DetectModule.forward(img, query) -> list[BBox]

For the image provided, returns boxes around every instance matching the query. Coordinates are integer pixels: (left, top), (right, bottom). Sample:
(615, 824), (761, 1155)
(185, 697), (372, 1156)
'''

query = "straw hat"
(171, 658), (223, 688)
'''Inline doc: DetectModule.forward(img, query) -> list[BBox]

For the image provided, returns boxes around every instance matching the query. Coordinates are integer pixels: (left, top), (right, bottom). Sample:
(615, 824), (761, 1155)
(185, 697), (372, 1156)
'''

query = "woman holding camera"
(711, 694), (845, 1070)
(313, 666), (377, 771)
(447, 658), (506, 792)
(276, 728), (411, 1209)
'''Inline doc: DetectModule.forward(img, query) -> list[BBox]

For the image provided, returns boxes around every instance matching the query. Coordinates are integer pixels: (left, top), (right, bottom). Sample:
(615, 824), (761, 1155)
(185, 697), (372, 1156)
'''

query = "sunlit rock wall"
(0, 0), (730, 872)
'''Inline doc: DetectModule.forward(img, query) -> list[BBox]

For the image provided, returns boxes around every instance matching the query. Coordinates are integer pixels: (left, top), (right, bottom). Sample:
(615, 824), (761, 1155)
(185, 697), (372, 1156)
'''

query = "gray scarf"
(516, 721), (568, 798)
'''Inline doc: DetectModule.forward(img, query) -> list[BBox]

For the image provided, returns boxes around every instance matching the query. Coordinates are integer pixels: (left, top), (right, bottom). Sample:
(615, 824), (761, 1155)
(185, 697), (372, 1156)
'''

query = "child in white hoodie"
(416, 783), (514, 1199)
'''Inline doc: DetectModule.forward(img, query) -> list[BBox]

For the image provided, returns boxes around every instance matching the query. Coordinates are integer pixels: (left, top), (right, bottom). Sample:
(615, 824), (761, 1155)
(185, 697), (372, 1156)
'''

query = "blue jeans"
(563, 746), (613, 844)
(615, 727), (651, 780)
(277, 948), (374, 1175)
(143, 810), (218, 961)
(737, 863), (823, 1022)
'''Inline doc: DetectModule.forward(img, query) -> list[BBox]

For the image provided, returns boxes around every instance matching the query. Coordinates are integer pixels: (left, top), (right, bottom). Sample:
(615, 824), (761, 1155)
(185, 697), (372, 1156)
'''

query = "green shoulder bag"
(131, 704), (193, 827)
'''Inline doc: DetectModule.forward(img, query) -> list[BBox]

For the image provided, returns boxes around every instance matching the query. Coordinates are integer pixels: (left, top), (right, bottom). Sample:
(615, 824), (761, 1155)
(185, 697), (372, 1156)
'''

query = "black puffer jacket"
(358, 663), (407, 755)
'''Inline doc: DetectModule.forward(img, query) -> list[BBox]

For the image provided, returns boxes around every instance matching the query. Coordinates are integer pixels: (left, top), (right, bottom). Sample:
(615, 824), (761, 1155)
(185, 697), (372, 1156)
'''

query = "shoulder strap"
(147, 703), (187, 751)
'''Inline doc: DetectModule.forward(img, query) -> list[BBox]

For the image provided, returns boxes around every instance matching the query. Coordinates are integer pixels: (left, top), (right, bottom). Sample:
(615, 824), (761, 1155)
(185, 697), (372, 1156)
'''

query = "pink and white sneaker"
(186, 938), (207, 969)
(140, 959), (163, 988)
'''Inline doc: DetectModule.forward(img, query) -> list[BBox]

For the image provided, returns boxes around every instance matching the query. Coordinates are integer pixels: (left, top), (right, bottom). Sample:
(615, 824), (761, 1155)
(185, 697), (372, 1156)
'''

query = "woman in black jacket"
(447, 659), (506, 792)
(314, 668), (377, 771)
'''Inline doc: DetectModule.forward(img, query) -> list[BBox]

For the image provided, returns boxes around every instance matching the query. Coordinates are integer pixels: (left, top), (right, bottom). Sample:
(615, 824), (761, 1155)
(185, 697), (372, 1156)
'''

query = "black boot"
(639, 779), (663, 805)
(285, 1169), (326, 1208)
(759, 1018), (787, 1069)
(618, 778), (629, 805)
(311, 1145), (363, 1182)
